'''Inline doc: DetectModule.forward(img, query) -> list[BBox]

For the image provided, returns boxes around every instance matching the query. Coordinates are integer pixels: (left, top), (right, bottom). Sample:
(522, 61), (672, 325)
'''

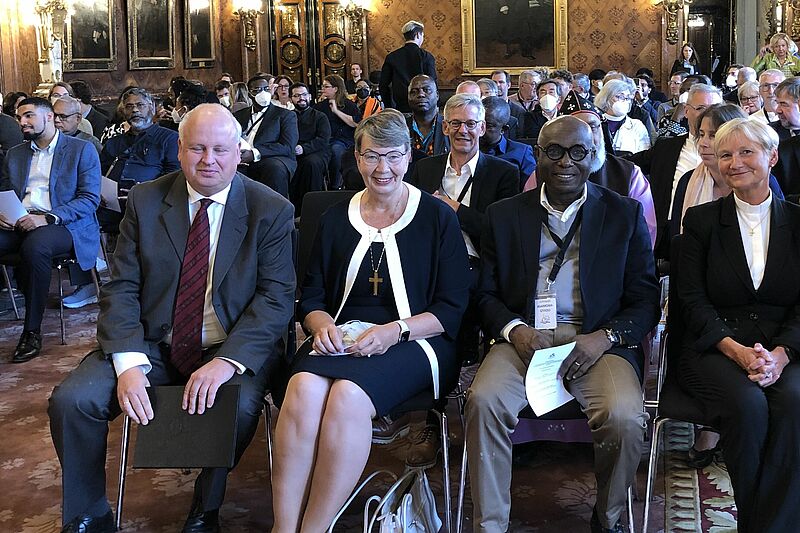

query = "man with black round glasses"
(466, 115), (660, 533)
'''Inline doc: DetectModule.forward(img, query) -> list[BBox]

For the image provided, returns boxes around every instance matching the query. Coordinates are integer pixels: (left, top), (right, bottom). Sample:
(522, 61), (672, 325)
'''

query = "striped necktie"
(170, 198), (212, 376)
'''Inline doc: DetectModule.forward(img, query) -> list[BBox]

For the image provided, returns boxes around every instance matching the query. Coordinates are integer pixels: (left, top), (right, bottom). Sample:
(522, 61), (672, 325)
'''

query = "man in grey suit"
(48, 104), (296, 533)
(0, 96), (101, 362)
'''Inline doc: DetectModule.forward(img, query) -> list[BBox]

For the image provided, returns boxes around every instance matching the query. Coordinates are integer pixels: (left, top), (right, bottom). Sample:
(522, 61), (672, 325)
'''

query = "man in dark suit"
(0, 109), (23, 167)
(773, 133), (800, 202)
(0, 97), (101, 362)
(234, 75), (299, 198)
(406, 74), (448, 157)
(407, 93), (519, 466)
(288, 82), (331, 212)
(773, 77), (800, 142)
(466, 116), (660, 533)
(379, 20), (437, 113)
(70, 79), (110, 137)
(491, 69), (527, 134)
(48, 104), (296, 533)
(480, 97), (536, 190)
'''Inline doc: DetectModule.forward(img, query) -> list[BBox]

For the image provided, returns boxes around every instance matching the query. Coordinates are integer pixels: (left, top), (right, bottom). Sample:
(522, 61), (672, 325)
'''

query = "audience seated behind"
(271, 109), (470, 531)
(48, 104), (295, 533)
(406, 74), (449, 157)
(480, 97), (536, 191)
(288, 82), (331, 212)
(313, 74), (362, 189)
(233, 75), (298, 199)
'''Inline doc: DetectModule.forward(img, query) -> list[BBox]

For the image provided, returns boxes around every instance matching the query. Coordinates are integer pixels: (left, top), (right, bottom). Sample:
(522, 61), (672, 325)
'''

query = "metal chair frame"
(1, 256), (101, 344)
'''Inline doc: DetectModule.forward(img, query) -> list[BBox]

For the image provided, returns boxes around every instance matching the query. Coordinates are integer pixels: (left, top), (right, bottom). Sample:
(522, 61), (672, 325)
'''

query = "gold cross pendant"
(369, 270), (383, 296)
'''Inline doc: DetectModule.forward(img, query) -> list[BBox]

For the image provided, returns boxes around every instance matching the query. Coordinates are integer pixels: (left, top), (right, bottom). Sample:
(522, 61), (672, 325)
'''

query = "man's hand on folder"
(182, 358), (237, 415)
(117, 367), (154, 425)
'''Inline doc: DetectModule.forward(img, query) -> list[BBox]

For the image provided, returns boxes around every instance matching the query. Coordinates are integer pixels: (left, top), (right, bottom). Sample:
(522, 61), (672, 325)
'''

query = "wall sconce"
(657, 0), (692, 45)
(233, 0), (263, 51)
(340, 0), (366, 50)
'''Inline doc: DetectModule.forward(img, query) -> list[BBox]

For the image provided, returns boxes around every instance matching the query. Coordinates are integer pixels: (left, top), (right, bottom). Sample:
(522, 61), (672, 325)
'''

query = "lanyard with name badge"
(534, 209), (583, 330)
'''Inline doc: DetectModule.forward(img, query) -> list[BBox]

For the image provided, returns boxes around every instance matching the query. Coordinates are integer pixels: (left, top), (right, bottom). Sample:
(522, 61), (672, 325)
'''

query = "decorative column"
(33, 0), (67, 95)
(233, 0), (264, 80)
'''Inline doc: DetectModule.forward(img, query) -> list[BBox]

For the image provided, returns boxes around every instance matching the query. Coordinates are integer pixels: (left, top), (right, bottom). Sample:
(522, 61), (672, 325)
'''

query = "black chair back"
(296, 190), (357, 287)
(666, 234), (685, 372)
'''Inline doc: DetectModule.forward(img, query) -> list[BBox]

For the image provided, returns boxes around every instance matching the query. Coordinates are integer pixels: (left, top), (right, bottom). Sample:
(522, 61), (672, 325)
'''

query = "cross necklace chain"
(741, 209), (770, 236)
(368, 230), (387, 296)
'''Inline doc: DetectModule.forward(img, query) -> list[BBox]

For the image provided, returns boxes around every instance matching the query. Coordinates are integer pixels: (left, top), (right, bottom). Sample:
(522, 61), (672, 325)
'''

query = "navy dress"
(292, 189), (471, 416)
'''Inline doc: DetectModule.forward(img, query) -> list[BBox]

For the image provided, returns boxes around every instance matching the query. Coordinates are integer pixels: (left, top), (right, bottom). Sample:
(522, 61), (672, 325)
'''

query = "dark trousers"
(0, 225), (74, 331)
(243, 158), (293, 199)
(328, 139), (354, 190)
(680, 350), (800, 533)
(290, 151), (330, 213)
(48, 348), (270, 525)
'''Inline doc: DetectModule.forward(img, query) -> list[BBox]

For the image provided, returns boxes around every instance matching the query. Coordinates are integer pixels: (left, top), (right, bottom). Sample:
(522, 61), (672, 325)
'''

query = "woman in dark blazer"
(678, 117), (800, 532)
(670, 42), (701, 75)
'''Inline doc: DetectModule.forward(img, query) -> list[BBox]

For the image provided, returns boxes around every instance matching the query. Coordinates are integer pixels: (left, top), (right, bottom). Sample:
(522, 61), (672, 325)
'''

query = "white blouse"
(733, 192), (772, 290)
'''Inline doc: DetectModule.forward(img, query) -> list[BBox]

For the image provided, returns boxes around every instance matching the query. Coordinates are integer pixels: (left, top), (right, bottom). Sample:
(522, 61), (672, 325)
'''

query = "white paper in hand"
(309, 320), (375, 356)
(0, 190), (28, 224)
(101, 176), (121, 213)
(524, 342), (576, 416)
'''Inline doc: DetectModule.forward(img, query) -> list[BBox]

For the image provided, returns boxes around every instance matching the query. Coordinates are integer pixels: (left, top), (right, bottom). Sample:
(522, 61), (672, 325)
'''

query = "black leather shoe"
(182, 507), (220, 533)
(11, 331), (42, 363)
(60, 511), (115, 533)
(590, 507), (626, 533)
(686, 445), (719, 469)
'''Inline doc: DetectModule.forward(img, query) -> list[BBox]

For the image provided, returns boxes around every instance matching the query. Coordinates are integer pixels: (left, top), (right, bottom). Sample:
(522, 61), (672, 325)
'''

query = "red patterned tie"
(170, 198), (212, 376)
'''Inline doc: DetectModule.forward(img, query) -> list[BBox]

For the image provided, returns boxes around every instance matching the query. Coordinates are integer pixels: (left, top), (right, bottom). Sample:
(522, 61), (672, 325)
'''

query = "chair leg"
(434, 409), (452, 533)
(456, 429), (468, 533)
(116, 416), (132, 531)
(627, 485), (636, 533)
(264, 401), (274, 479)
(643, 417), (667, 533)
(1, 265), (20, 320)
(57, 264), (66, 345)
(90, 268), (101, 297)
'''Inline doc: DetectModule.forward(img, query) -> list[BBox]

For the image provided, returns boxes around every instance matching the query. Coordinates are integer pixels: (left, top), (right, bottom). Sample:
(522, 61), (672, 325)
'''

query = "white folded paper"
(0, 190), (28, 224)
(524, 342), (576, 416)
(101, 176), (121, 213)
(309, 320), (375, 356)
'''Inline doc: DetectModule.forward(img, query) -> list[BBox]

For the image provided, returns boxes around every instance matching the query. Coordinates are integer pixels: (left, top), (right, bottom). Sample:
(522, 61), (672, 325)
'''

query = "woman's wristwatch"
(396, 320), (410, 343)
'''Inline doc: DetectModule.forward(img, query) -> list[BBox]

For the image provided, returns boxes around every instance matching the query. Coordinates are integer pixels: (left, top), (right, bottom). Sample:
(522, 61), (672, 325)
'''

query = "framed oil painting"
(461, 0), (567, 75)
(127, 0), (175, 69)
(185, 0), (216, 68)
(65, 0), (116, 71)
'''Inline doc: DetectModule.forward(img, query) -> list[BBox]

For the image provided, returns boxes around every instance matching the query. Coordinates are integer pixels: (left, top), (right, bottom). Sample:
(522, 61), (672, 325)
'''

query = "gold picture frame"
(185, 0), (216, 68)
(127, 0), (176, 70)
(64, 0), (117, 71)
(460, 0), (568, 75)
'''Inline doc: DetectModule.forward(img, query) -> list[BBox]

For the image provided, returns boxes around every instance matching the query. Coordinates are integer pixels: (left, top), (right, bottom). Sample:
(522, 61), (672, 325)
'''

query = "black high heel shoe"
(686, 445), (719, 469)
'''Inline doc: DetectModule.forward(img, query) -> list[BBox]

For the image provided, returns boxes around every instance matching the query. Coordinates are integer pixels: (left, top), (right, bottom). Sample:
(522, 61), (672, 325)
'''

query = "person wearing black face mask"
(355, 79), (382, 119)
(289, 82), (331, 211)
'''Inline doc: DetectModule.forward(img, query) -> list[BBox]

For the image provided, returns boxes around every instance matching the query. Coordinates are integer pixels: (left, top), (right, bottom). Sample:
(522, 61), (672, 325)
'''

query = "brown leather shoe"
(372, 413), (411, 444)
(406, 423), (441, 468)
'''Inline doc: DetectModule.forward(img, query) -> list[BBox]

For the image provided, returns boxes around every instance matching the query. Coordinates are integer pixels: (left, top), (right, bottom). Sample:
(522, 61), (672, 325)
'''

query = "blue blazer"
(482, 135), (536, 189)
(1, 132), (101, 271)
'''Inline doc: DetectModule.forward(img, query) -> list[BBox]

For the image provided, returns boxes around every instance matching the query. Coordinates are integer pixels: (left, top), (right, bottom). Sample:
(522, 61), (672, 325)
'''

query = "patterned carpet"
(0, 286), (735, 532)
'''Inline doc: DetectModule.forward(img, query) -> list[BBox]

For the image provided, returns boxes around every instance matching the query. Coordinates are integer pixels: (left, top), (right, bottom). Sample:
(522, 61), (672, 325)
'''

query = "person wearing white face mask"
(520, 79), (562, 139)
(215, 80), (232, 108)
(595, 79), (651, 157)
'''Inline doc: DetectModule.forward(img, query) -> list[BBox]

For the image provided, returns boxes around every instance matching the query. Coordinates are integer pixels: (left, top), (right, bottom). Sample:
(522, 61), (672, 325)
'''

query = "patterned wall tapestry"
(365, 0), (664, 88)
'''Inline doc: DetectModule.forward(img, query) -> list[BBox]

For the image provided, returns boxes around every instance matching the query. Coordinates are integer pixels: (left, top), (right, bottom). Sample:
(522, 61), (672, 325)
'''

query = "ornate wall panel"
(366, 0), (663, 88)
(317, 0), (347, 78)
(274, 0), (308, 82)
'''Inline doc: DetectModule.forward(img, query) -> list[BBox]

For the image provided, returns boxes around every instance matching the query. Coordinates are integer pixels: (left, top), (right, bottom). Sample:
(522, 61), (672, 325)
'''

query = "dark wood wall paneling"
(0, 1), (43, 96)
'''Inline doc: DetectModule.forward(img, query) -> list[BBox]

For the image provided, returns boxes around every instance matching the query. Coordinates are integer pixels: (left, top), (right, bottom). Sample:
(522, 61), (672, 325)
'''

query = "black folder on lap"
(133, 385), (240, 469)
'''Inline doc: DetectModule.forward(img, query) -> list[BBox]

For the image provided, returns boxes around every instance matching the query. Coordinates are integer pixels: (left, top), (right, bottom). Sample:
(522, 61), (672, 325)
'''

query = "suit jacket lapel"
(161, 174), (190, 260)
(720, 196), (757, 295)
(471, 153), (486, 208)
(519, 191), (544, 319)
(759, 197), (791, 293)
(426, 155), (448, 193)
(212, 174), (248, 290)
(48, 134), (67, 199)
(579, 184), (604, 296)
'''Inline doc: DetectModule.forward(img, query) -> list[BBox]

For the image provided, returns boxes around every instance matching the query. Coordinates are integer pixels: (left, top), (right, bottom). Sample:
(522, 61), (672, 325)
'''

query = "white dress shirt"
(23, 130), (59, 212)
(668, 134), (701, 218)
(440, 151), (480, 257)
(243, 104), (269, 162)
(112, 182), (245, 377)
(733, 192), (772, 290)
(500, 183), (588, 341)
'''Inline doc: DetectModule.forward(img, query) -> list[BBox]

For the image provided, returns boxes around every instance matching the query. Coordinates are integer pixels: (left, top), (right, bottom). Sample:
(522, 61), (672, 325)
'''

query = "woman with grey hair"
(595, 79), (651, 156)
(737, 80), (764, 118)
(271, 108), (470, 531)
(679, 117), (800, 532)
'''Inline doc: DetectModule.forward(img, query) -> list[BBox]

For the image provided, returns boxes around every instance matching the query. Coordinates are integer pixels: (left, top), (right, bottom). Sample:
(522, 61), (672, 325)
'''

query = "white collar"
(348, 182), (420, 237)
(446, 150), (480, 177)
(186, 181), (231, 206)
(540, 183), (588, 223)
(31, 129), (59, 154)
(734, 190), (772, 216)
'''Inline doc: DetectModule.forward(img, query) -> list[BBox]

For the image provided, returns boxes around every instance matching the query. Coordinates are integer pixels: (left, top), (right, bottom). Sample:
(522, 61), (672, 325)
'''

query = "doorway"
(687, 0), (735, 86)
